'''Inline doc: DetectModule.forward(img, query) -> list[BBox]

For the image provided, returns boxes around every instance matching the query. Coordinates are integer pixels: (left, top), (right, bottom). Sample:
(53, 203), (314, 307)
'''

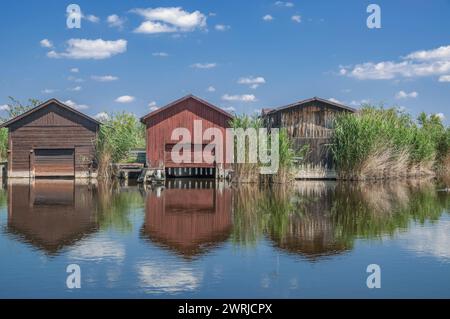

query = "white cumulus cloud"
(91, 75), (119, 82)
(40, 39), (53, 48)
(94, 112), (109, 122)
(152, 52), (169, 57)
(0, 104), (10, 111)
(132, 7), (207, 34)
(439, 75), (450, 82)
(222, 94), (257, 102)
(215, 24), (231, 31)
(291, 15), (301, 23)
(134, 21), (177, 33)
(405, 45), (450, 61)
(148, 101), (158, 111)
(64, 100), (89, 110)
(47, 38), (127, 60)
(42, 88), (57, 94)
(275, 1), (294, 7)
(223, 106), (235, 112)
(395, 90), (418, 99)
(191, 62), (217, 69)
(107, 14), (125, 29)
(207, 86), (216, 92)
(66, 10), (99, 24)
(68, 86), (82, 92)
(349, 99), (371, 107)
(115, 95), (135, 103)
(67, 76), (84, 83)
(85, 14), (100, 23)
(340, 45), (450, 80)
(70, 68), (79, 73)
(328, 98), (342, 104)
(238, 76), (266, 89)
(263, 14), (274, 21)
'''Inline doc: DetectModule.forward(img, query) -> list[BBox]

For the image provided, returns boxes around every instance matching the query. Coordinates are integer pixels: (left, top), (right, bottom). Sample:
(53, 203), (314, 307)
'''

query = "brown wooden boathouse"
(1, 99), (100, 178)
(262, 97), (356, 178)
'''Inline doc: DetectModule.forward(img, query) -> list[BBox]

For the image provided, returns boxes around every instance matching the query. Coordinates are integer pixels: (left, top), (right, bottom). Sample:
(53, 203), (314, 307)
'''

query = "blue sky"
(0, 0), (449, 121)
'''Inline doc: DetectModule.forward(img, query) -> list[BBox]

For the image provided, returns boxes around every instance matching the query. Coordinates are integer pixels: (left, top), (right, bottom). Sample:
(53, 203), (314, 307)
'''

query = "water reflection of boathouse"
(141, 180), (232, 258)
(6, 180), (98, 254)
(262, 182), (351, 260)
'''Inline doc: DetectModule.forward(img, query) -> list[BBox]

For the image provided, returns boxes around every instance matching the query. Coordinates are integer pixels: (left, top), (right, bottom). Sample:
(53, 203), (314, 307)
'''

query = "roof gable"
(265, 96), (356, 115)
(140, 94), (233, 123)
(0, 99), (101, 128)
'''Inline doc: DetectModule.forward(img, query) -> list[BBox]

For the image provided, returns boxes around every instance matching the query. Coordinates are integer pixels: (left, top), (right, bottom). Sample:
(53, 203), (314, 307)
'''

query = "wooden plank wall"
(8, 103), (98, 176)
(265, 101), (349, 168)
(144, 97), (231, 169)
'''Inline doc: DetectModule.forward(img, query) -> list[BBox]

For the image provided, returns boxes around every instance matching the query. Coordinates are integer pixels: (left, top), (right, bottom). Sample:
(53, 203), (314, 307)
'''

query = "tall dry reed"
(332, 106), (448, 180)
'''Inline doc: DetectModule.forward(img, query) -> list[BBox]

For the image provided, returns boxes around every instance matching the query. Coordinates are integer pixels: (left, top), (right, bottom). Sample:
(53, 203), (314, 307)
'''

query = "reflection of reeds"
(96, 181), (144, 232)
(231, 185), (268, 245)
(231, 182), (352, 258)
(0, 186), (6, 208)
(231, 185), (299, 245)
(293, 181), (336, 197)
(332, 179), (444, 241)
(231, 179), (450, 259)
(231, 163), (260, 184)
(264, 167), (296, 184)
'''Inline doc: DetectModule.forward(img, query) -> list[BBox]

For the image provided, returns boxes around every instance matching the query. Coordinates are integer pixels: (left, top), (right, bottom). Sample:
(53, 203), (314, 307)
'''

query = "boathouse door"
(33, 149), (75, 177)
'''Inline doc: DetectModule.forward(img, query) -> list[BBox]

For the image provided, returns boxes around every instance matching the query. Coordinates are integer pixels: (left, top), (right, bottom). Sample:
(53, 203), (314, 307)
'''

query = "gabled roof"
(140, 94), (233, 123)
(264, 96), (356, 115)
(0, 98), (101, 128)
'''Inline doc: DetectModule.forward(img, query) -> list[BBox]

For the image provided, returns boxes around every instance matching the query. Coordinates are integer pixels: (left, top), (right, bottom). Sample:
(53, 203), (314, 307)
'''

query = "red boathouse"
(140, 95), (233, 178)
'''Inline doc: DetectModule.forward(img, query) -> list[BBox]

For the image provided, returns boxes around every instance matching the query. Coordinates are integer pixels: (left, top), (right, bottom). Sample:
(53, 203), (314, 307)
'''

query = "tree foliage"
(0, 97), (41, 161)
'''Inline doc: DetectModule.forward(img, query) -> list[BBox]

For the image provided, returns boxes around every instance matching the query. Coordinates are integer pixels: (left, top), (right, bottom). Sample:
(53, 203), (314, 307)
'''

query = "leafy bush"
(0, 128), (8, 161)
(0, 97), (41, 161)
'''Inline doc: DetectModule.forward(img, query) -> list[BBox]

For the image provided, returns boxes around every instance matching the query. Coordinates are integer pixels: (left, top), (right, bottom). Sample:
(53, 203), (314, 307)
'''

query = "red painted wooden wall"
(142, 96), (232, 169)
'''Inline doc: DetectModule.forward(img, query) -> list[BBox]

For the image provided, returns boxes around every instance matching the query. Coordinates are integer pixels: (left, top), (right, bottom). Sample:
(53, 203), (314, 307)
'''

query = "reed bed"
(229, 115), (301, 184)
(95, 112), (146, 179)
(331, 107), (450, 180)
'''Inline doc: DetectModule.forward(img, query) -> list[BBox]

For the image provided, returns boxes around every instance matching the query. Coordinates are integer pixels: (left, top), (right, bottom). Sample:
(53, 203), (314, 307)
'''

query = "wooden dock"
(113, 163), (145, 181)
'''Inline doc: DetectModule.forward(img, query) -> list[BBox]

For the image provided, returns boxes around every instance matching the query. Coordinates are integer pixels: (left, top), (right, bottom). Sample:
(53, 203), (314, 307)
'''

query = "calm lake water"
(0, 177), (449, 298)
